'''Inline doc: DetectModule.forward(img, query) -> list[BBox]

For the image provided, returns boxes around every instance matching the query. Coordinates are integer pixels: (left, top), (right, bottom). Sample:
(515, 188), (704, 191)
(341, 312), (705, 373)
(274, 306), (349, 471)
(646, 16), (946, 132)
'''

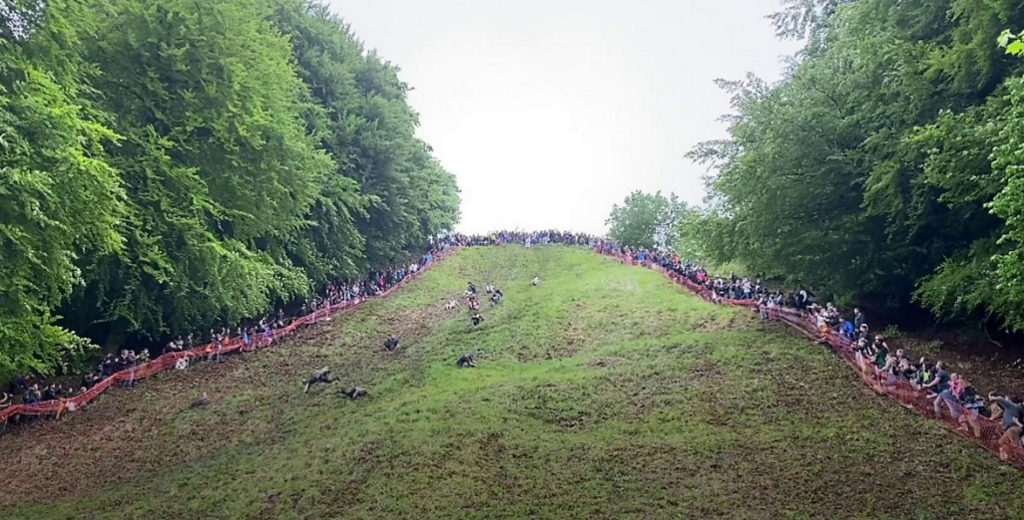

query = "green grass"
(3, 246), (1024, 520)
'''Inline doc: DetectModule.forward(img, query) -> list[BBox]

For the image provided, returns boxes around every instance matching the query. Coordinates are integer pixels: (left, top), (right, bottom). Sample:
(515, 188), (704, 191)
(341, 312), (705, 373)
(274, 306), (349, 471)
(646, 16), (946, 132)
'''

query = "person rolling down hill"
(466, 282), (478, 296)
(341, 386), (368, 399)
(304, 366), (335, 393)
(384, 336), (400, 351)
(189, 392), (210, 409)
(490, 289), (503, 306)
(532, 277), (541, 286)
(457, 354), (477, 368)
(471, 313), (485, 326)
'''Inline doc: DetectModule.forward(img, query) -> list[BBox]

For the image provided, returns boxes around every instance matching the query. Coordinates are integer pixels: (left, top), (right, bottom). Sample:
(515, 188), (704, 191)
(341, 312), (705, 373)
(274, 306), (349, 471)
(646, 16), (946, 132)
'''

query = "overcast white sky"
(326, 0), (802, 234)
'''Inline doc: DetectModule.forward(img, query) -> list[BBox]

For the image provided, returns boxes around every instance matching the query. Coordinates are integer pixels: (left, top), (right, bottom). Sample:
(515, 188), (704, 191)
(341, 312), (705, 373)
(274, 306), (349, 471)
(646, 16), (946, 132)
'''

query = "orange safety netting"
(0, 248), (457, 427)
(601, 248), (1024, 469)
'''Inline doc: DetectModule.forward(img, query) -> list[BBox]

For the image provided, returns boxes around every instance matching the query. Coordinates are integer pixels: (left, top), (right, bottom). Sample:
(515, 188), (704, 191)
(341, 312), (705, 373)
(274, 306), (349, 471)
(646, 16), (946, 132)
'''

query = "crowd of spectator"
(464, 230), (598, 247)
(2, 237), (458, 413)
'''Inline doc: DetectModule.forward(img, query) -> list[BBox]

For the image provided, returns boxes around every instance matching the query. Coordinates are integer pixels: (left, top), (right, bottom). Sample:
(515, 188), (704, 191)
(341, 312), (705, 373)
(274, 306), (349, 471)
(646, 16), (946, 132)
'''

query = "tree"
(0, 0), (460, 379)
(690, 0), (1024, 320)
(0, 0), (123, 379)
(269, 0), (461, 266)
(606, 191), (688, 250)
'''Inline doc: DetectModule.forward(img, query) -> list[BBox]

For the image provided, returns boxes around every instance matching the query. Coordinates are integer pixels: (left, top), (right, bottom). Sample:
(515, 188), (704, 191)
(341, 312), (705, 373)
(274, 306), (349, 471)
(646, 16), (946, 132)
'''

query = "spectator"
(854, 338), (875, 374)
(958, 379), (987, 437)
(988, 393), (1024, 461)
(872, 335), (890, 373)
(934, 373), (963, 420)
(854, 308), (866, 330)
(857, 324), (872, 344)
(923, 361), (950, 396)
(24, 385), (40, 405)
(840, 318), (855, 340)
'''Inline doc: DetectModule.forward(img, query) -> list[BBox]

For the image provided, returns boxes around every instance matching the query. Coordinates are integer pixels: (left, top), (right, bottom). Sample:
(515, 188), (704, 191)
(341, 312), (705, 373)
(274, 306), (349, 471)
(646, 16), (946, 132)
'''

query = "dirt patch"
(588, 357), (626, 368)
(0, 352), (293, 508)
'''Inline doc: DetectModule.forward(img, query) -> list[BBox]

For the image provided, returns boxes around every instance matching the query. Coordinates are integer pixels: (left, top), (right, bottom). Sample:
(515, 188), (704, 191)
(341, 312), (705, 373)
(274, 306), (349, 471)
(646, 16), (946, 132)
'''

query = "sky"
(326, 0), (803, 235)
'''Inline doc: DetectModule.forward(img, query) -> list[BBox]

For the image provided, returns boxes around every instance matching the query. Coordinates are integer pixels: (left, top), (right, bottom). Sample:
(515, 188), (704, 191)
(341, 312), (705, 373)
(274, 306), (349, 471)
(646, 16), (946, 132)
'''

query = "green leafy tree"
(0, 0), (123, 379)
(606, 191), (688, 250)
(270, 0), (461, 266)
(691, 0), (1024, 320)
(58, 0), (337, 346)
(0, 0), (460, 379)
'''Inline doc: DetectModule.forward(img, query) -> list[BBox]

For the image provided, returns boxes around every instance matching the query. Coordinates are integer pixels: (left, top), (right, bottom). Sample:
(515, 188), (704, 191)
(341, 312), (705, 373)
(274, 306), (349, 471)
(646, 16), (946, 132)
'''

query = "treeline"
(684, 0), (1024, 330)
(0, 0), (460, 379)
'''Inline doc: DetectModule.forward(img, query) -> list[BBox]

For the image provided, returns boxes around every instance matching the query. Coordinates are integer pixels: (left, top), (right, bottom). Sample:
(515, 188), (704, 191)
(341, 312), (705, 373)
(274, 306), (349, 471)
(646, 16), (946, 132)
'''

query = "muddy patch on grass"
(0, 353), (294, 508)
(588, 357), (627, 368)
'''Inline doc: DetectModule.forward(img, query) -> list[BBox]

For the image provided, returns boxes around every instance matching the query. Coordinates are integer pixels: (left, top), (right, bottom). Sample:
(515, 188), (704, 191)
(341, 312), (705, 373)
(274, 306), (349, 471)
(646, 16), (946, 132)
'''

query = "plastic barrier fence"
(596, 247), (1024, 469)
(0, 248), (457, 427)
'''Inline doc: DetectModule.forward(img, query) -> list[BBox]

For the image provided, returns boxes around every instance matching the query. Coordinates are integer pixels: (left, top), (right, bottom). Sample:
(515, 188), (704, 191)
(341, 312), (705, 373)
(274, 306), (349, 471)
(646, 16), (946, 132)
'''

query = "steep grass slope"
(2, 246), (1023, 520)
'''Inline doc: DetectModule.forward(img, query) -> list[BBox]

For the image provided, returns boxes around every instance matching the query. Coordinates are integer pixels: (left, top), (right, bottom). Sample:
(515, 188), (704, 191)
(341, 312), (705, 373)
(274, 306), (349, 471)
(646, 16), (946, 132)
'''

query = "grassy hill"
(2, 246), (1023, 520)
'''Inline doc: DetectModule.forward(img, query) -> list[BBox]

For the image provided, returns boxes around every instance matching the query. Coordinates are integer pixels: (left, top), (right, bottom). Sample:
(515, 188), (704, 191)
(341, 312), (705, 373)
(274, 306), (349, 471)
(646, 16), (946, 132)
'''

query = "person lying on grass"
(468, 296), (481, 311)
(341, 387), (368, 399)
(532, 277), (541, 286)
(491, 291), (503, 306)
(988, 393), (1024, 460)
(384, 336), (400, 352)
(471, 313), (485, 326)
(304, 367), (335, 393)
(445, 297), (461, 310)
(457, 354), (477, 368)
(485, 283), (496, 294)
(466, 282), (478, 296)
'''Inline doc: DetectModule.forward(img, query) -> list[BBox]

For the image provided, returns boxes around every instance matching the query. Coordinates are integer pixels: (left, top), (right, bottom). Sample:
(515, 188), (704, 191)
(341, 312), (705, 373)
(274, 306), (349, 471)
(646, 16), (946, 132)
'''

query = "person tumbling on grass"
(531, 277), (541, 286)
(304, 366), (335, 393)
(384, 336), (400, 351)
(457, 354), (477, 368)
(471, 313), (485, 326)
(341, 386), (368, 400)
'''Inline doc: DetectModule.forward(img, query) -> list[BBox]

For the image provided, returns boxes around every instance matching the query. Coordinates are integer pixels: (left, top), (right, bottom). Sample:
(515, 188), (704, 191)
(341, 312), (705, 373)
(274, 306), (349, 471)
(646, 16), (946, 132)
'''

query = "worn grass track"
(2, 246), (1023, 520)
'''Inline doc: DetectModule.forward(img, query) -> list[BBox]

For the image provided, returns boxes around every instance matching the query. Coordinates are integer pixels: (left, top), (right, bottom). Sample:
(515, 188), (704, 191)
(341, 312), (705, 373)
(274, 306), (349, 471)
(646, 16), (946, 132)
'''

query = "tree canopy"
(0, 0), (460, 380)
(606, 191), (689, 251)
(689, 0), (1024, 328)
